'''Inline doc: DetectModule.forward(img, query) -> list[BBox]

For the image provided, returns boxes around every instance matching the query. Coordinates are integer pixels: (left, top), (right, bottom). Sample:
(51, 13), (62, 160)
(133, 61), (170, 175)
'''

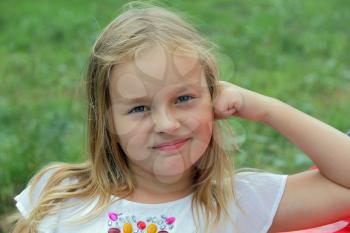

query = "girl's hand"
(213, 81), (273, 122)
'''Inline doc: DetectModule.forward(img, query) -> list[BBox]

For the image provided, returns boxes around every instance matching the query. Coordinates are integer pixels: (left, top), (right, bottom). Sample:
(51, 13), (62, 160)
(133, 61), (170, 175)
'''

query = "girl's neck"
(121, 165), (194, 204)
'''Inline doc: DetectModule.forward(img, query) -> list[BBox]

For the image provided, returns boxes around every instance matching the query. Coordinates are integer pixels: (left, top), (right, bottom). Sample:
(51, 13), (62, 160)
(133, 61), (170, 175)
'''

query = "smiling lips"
(153, 138), (190, 152)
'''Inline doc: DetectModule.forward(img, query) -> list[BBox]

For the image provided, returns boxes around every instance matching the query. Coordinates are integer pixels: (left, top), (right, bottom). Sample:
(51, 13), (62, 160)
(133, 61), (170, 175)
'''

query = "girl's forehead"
(109, 46), (207, 102)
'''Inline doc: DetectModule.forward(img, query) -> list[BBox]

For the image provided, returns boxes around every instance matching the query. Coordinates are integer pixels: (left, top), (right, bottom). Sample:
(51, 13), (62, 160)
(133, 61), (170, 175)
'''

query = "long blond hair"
(12, 2), (244, 232)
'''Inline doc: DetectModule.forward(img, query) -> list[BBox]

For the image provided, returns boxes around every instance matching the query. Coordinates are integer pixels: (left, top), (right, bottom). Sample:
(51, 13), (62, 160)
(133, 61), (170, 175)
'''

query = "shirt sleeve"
(232, 171), (288, 233)
(14, 168), (58, 219)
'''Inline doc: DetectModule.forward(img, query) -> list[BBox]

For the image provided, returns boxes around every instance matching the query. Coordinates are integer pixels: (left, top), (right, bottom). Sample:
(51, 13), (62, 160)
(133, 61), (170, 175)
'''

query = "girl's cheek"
(120, 122), (150, 143)
(115, 119), (132, 136)
(113, 114), (144, 136)
(123, 134), (153, 162)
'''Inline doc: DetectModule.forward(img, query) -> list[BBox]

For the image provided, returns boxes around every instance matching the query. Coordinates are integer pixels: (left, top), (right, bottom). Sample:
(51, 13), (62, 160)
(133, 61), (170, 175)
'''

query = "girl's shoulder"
(234, 170), (288, 198)
(14, 163), (78, 219)
(229, 171), (288, 233)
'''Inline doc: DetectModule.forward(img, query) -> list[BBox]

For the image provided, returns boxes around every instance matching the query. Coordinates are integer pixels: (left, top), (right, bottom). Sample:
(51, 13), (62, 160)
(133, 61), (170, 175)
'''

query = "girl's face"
(109, 45), (213, 182)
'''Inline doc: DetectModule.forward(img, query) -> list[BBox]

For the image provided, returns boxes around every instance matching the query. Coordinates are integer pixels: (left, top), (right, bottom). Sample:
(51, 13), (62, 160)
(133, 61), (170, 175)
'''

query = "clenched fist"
(213, 81), (274, 122)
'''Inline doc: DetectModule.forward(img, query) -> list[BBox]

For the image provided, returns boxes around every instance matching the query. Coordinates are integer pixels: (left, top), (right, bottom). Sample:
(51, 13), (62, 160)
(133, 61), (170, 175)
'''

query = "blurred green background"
(0, 0), (349, 227)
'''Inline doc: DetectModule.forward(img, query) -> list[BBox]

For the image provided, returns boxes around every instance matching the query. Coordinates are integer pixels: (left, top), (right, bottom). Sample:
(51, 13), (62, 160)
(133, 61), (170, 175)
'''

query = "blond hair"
(12, 2), (245, 232)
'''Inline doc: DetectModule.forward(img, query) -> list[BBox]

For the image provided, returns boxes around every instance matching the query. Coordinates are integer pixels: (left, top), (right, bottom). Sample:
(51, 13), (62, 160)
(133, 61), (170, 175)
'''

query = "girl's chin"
(152, 155), (189, 183)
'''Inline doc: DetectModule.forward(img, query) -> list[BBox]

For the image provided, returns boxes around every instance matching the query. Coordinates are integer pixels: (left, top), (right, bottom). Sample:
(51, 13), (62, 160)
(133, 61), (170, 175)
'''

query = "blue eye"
(176, 95), (194, 103)
(128, 106), (149, 114)
(128, 95), (194, 114)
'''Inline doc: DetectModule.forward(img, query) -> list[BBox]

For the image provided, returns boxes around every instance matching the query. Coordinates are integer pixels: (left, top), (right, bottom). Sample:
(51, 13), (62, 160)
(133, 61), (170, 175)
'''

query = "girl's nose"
(152, 109), (181, 134)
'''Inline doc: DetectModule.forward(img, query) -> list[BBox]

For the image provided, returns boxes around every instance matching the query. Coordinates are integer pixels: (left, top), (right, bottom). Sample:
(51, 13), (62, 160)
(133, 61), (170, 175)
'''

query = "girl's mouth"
(153, 138), (190, 152)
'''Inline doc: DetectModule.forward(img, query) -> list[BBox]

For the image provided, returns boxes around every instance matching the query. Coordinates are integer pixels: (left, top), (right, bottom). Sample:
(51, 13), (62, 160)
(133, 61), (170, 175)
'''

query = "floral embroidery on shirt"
(107, 211), (176, 233)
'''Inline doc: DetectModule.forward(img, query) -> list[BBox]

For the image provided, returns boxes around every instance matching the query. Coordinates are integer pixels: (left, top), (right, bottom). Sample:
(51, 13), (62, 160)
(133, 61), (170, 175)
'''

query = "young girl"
(12, 2), (350, 233)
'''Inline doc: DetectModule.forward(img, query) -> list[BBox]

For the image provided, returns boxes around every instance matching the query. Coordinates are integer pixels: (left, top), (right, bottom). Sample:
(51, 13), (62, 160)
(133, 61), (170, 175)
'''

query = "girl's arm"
(263, 98), (350, 232)
(263, 98), (350, 189)
(213, 81), (350, 232)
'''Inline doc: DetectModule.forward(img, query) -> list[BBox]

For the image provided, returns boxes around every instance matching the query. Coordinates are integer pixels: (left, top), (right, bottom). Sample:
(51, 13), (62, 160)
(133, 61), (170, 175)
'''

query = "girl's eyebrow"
(118, 96), (152, 105)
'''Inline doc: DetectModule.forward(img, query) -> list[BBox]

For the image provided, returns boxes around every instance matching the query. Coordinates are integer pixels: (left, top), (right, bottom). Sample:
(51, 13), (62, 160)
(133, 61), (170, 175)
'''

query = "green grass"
(1, 0), (349, 218)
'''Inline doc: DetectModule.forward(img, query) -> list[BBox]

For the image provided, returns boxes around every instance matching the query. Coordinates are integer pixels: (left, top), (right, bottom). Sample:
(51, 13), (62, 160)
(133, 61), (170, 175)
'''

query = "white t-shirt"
(14, 170), (288, 233)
